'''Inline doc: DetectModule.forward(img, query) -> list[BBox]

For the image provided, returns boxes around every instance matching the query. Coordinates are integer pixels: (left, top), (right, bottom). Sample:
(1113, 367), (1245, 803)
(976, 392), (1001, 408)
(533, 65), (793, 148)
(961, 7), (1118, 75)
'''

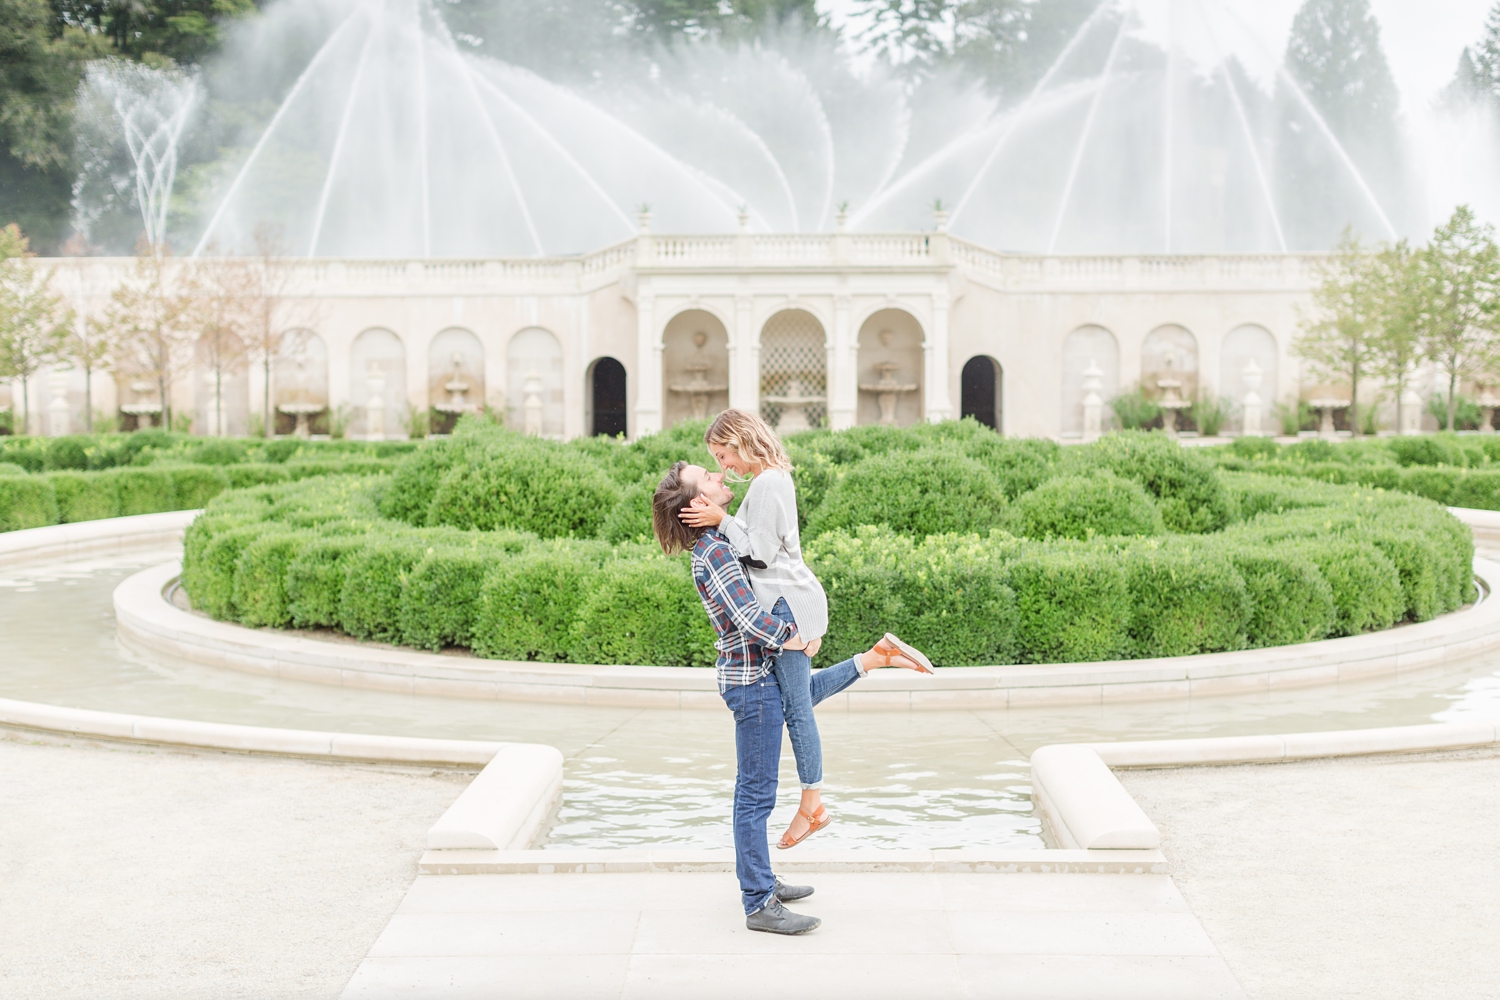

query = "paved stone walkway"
(342, 871), (1244, 999)
(0, 733), (466, 1000)
(1121, 746), (1500, 1000)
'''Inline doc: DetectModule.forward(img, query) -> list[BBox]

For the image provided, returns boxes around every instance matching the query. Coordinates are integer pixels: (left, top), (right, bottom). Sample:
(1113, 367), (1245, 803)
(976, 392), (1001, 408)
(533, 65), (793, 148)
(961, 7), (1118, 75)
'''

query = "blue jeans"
(722, 672), (784, 915)
(769, 597), (865, 789)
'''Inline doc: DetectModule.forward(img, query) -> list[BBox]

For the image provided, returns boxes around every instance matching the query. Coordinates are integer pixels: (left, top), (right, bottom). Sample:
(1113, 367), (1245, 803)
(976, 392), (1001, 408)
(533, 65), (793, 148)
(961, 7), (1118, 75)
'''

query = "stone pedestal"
(1081, 360), (1103, 442)
(1240, 359), (1263, 437)
(1399, 388), (1422, 435)
(46, 370), (70, 437)
(366, 371), (386, 441)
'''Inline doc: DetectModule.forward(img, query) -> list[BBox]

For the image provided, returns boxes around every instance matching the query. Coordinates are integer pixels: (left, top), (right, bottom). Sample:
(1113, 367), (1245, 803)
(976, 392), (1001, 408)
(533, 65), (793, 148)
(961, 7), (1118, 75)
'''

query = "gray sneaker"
(774, 876), (814, 902)
(746, 899), (821, 935)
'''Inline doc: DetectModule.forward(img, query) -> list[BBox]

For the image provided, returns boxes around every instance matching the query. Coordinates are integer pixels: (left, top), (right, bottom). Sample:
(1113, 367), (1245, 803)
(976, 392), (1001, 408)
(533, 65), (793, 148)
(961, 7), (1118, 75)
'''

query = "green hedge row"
(1208, 433), (1500, 512)
(0, 458), (404, 532)
(0, 429), (418, 473)
(376, 417), (1234, 548)
(178, 469), (1473, 668)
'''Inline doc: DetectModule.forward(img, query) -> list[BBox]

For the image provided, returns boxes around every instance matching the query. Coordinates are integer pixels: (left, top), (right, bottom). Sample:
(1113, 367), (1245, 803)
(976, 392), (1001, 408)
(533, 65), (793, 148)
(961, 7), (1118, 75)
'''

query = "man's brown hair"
(653, 461), (705, 555)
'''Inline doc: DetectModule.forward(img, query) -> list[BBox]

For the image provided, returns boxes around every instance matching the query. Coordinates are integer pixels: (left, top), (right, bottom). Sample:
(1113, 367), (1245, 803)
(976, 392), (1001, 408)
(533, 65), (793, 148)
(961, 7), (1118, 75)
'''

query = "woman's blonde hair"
(705, 409), (792, 473)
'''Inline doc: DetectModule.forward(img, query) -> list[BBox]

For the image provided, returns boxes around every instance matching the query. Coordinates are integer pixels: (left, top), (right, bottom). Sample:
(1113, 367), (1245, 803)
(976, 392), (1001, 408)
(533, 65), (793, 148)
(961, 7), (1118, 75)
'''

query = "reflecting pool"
(5, 549), (1500, 851)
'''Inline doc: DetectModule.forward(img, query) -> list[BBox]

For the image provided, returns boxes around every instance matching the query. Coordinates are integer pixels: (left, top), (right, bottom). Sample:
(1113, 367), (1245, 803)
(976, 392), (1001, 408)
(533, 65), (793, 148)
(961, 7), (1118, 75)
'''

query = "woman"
(680, 409), (935, 848)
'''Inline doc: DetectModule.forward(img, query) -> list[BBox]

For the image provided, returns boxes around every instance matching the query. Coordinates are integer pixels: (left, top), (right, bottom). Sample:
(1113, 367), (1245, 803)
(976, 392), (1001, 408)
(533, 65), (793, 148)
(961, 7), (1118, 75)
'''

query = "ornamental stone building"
(20, 229), (1318, 441)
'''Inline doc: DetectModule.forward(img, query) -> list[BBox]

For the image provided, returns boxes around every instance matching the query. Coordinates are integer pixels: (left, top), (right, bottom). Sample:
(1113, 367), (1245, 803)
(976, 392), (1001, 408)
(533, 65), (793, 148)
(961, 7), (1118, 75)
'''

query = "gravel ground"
(0, 733), (469, 1000)
(1120, 747), (1500, 1000)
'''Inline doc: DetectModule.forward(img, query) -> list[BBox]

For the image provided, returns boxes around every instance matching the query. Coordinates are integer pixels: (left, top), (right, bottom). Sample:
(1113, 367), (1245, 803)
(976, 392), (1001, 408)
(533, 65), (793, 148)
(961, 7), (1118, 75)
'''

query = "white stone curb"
(0, 694), (565, 853)
(0, 509), (198, 565)
(427, 744), (564, 850)
(1033, 719), (1500, 851)
(0, 695), (503, 765)
(416, 847), (1169, 876)
(1030, 745), (1161, 850)
(115, 553), (1500, 710)
(1087, 719), (1500, 768)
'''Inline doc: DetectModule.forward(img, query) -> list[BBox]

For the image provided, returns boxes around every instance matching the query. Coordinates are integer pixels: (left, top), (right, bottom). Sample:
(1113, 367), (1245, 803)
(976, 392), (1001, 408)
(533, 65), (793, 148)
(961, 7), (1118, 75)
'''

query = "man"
(652, 461), (931, 935)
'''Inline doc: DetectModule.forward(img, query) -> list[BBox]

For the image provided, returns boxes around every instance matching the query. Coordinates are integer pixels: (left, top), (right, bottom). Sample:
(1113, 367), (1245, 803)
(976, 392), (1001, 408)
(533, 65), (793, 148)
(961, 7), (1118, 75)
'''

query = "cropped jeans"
(721, 650), (868, 915)
(768, 597), (865, 790)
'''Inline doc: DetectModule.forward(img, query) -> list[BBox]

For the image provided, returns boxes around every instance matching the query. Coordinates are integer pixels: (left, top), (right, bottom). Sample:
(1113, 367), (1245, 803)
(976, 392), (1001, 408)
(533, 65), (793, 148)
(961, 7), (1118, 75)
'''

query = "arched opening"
(195, 330), (249, 437)
(428, 327), (484, 435)
(961, 355), (1002, 431)
(759, 309), (826, 432)
(350, 328), (407, 440)
(273, 330), (329, 437)
(856, 308), (924, 427)
(507, 327), (564, 438)
(1060, 325), (1120, 437)
(588, 357), (628, 438)
(663, 309), (729, 428)
(1141, 324), (1199, 433)
(1219, 324), (1278, 435)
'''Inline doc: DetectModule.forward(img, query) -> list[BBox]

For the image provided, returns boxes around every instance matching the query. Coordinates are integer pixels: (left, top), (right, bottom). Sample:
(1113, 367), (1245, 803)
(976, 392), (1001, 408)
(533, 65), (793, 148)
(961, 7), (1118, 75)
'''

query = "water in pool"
(5, 548), (1500, 851)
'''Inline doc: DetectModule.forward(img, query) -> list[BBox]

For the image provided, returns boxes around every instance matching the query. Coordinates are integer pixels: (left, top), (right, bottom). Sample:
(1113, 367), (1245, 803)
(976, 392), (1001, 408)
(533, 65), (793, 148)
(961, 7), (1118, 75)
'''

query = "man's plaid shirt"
(691, 529), (798, 693)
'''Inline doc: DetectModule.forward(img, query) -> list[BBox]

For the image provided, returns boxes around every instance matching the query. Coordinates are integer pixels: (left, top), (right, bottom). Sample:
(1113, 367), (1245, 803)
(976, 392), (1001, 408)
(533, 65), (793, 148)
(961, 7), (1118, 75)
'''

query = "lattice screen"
(759, 310), (827, 429)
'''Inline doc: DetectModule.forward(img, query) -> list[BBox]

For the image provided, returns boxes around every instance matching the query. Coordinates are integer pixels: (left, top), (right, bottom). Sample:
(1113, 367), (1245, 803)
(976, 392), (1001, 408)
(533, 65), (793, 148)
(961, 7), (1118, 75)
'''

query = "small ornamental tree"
(1294, 229), (1377, 434)
(0, 225), (70, 435)
(1415, 206), (1500, 431)
(187, 253), (249, 437)
(103, 238), (192, 430)
(1364, 239), (1423, 430)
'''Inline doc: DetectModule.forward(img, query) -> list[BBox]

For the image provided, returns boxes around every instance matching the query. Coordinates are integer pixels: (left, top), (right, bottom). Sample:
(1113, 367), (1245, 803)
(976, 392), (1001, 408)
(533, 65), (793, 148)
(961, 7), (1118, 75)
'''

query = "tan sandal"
(777, 804), (831, 850)
(866, 632), (935, 674)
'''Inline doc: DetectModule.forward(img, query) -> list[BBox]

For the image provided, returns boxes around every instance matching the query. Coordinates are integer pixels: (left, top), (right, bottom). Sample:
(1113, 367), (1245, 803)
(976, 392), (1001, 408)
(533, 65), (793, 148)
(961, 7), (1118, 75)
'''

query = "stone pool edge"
(117, 550), (1500, 710)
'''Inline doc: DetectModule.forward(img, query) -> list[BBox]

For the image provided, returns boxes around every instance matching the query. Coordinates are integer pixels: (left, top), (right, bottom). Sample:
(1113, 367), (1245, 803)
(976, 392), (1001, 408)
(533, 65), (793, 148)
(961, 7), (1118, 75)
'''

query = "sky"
(818, 0), (1497, 115)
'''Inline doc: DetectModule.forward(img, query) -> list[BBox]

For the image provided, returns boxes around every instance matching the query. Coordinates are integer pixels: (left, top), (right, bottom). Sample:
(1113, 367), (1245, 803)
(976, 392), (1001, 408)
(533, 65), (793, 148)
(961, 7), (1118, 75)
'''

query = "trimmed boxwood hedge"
(1011, 473), (1163, 541)
(160, 420), (1480, 668)
(0, 452), (405, 533)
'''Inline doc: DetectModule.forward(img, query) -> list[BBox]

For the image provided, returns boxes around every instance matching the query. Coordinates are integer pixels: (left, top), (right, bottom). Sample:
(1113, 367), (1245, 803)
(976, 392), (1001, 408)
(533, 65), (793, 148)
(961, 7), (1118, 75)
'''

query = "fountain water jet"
(74, 61), (203, 249)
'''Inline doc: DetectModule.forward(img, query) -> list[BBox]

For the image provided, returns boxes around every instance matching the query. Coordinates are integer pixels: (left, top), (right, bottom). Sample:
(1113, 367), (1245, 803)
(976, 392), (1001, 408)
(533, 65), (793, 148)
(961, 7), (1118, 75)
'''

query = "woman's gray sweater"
(720, 468), (829, 640)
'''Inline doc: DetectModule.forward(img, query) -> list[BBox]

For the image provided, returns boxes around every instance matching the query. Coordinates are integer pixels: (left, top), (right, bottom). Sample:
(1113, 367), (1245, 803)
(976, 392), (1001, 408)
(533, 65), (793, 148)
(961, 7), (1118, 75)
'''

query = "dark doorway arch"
(589, 357), (628, 437)
(961, 355), (1002, 432)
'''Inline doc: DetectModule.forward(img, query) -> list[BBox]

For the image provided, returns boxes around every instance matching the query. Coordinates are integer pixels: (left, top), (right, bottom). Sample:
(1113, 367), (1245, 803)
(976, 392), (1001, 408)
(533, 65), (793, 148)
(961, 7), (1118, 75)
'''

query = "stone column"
(729, 294), (755, 412)
(828, 295), (856, 430)
(633, 292), (661, 437)
(924, 287), (953, 423)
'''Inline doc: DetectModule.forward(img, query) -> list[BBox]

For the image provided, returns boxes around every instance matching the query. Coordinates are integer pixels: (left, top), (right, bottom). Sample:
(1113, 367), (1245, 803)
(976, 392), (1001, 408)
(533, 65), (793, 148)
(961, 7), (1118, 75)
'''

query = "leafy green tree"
(0, 224), (71, 433)
(1275, 0), (1405, 249)
(50, 1), (260, 67)
(849, 0), (1098, 91)
(1364, 239), (1422, 429)
(0, 0), (108, 252)
(1293, 229), (1378, 434)
(1415, 206), (1500, 431)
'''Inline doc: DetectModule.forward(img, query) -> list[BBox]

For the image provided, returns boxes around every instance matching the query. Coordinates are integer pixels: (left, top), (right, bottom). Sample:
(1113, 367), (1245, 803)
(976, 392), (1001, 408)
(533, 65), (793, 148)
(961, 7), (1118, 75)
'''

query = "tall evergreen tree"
(1442, 3), (1500, 109)
(1274, 0), (1405, 250)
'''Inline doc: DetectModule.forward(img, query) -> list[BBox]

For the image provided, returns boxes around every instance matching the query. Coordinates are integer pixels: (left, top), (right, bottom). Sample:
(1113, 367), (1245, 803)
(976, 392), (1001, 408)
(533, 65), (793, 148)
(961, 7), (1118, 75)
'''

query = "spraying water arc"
(1210, 0), (1399, 243)
(1193, 0), (1287, 253)
(190, 5), (367, 256)
(69, 0), (1484, 260)
(944, 0), (1118, 230)
(1046, 12), (1131, 254)
(305, 3), (383, 257)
